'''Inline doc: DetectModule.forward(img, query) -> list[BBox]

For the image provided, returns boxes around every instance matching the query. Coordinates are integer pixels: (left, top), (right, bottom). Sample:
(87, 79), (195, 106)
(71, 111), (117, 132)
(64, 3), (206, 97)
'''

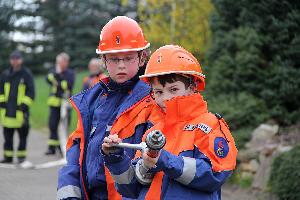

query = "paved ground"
(0, 128), (60, 200)
(0, 127), (264, 200)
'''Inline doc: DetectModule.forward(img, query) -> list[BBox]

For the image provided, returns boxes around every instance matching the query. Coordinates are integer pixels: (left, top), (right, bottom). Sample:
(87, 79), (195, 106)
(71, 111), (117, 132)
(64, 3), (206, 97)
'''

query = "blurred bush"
(229, 127), (252, 150)
(204, 92), (269, 149)
(205, 0), (300, 126)
(206, 92), (269, 130)
(269, 145), (300, 200)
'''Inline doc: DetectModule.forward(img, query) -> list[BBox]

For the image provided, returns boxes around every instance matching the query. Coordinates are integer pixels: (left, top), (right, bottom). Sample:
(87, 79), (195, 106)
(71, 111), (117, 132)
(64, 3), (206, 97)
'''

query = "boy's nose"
(117, 60), (126, 68)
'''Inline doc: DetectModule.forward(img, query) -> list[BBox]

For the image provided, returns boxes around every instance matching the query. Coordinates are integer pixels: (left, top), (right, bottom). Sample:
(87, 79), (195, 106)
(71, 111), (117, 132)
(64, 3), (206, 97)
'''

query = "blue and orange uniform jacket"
(104, 93), (238, 200)
(57, 77), (163, 200)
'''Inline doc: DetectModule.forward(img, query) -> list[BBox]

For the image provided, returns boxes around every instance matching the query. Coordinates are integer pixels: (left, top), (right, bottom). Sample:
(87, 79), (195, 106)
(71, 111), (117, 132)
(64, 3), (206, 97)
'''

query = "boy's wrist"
(151, 149), (168, 171)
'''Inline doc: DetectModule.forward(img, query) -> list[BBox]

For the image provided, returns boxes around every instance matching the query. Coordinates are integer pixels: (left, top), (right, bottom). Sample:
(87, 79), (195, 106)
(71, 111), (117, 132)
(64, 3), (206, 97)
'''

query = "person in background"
(45, 52), (75, 155)
(0, 50), (35, 164)
(82, 58), (106, 90)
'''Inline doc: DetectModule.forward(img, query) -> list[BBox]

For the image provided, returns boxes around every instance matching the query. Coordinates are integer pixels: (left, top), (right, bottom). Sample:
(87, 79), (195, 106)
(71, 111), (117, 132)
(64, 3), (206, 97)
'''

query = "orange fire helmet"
(96, 16), (150, 54)
(140, 45), (205, 91)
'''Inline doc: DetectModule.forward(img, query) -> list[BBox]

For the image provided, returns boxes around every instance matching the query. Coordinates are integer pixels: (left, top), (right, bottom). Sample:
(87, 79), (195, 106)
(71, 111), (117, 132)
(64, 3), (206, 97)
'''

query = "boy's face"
(104, 51), (143, 83)
(151, 77), (194, 112)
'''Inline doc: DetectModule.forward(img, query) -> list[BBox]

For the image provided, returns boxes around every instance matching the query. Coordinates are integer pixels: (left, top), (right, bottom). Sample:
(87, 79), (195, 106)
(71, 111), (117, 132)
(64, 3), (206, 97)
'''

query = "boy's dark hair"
(149, 73), (194, 89)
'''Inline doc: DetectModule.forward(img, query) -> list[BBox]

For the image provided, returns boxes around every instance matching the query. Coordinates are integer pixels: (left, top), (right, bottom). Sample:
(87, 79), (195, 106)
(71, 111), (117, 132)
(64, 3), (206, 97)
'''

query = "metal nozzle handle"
(110, 142), (146, 150)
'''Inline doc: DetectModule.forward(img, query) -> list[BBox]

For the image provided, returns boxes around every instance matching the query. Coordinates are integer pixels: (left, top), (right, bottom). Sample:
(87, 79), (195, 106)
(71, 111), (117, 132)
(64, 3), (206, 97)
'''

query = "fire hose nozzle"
(109, 130), (166, 185)
(110, 130), (166, 156)
(145, 130), (166, 158)
(110, 142), (147, 150)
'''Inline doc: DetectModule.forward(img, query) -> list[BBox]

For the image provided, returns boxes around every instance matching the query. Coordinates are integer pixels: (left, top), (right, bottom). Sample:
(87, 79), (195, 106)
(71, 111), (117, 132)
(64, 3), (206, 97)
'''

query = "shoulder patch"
(214, 137), (229, 158)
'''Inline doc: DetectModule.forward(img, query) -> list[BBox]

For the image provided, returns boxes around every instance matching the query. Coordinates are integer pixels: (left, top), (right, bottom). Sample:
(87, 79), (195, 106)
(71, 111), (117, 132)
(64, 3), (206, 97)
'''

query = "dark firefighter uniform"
(0, 67), (35, 163)
(45, 68), (75, 155)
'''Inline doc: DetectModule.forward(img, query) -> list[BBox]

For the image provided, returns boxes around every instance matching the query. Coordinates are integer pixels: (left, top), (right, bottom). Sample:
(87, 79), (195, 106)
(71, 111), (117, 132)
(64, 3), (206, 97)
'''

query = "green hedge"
(204, 92), (269, 130)
(269, 145), (300, 200)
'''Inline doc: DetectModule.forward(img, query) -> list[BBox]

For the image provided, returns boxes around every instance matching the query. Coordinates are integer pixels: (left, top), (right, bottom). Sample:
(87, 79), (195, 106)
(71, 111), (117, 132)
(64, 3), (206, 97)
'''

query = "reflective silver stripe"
(57, 185), (81, 200)
(106, 125), (112, 132)
(111, 166), (135, 184)
(175, 157), (196, 185)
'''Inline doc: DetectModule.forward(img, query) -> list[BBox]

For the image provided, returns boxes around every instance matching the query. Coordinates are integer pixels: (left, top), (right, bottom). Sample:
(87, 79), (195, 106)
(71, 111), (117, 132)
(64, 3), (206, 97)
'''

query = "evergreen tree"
(0, 0), (18, 71)
(0, 0), (138, 73)
(36, 0), (136, 72)
(206, 0), (300, 125)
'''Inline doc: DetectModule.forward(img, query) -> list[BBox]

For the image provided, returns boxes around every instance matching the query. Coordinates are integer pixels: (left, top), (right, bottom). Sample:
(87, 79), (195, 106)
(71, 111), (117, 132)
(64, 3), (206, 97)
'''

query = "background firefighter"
(45, 52), (75, 155)
(0, 50), (35, 164)
(82, 58), (106, 90)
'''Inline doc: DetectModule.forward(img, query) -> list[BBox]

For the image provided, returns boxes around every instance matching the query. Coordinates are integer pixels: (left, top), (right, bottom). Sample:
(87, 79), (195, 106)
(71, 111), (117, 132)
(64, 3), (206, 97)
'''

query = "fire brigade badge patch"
(214, 137), (229, 158)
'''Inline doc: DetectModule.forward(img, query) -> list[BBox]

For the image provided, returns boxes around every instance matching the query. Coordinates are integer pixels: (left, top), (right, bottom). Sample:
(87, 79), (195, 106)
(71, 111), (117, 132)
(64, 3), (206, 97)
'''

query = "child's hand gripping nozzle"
(111, 130), (166, 185)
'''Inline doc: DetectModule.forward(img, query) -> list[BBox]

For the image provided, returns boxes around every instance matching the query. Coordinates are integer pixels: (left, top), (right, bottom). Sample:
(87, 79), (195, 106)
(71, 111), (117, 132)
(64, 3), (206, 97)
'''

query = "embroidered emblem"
(116, 36), (120, 44)
(214, 137), (229, 158)
(197, 123), (212, 134)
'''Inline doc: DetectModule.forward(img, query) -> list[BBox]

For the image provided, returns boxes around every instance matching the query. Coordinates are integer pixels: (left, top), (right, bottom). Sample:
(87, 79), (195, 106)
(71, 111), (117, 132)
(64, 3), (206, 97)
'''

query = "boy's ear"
(189, 83), (197, 93)
(138, 50), (147, 67)
(100, 55), (107, 69)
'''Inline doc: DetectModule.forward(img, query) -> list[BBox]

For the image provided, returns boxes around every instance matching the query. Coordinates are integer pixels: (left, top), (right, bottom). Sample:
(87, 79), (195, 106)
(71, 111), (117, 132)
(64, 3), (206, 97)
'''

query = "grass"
(30, 70), (89, 133)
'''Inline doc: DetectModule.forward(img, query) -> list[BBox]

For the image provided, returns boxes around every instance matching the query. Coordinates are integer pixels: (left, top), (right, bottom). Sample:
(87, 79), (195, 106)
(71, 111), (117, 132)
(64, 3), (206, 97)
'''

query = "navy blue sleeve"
(154, 148), (232, 192)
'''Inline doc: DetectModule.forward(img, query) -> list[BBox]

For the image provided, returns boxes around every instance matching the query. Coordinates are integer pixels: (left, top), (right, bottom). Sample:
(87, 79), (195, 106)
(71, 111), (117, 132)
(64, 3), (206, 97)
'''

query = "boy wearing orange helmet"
(57, 16), (163, 200)
(102, 45), (238, 200)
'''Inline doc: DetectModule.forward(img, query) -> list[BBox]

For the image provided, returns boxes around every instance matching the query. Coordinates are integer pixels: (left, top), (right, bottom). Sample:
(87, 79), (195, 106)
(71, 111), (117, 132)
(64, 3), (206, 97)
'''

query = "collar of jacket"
(164, 93), (208, 125)
(106, 77), (138, 93)
(70, 79), (151, 126)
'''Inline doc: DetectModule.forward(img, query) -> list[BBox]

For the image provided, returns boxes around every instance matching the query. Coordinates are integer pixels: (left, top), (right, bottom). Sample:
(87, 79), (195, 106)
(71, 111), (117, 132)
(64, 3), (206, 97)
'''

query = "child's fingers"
(143, 152), (155, 162)
(108, 134), (122, 144)
(101, 141), (111, 155)
(116, 137), (122, 143)
(142, 151), (159, 169)
(103, 136), (113, 144)
(102, 142), (111, 148)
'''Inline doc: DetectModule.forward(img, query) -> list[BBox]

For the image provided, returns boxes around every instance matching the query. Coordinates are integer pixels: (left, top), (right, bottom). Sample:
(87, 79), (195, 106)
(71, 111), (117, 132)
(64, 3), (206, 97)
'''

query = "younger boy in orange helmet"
(57, 16), (163, 200)
(102, 45), (238, 200)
